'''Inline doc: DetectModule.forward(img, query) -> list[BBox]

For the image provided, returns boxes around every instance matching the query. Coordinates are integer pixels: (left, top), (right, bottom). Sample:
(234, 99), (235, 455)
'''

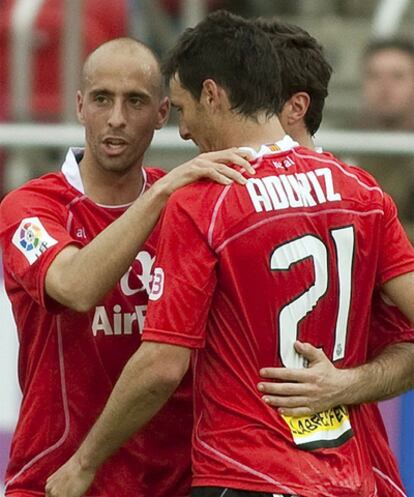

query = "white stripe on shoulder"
(292, 149), (384, 196)
(207, 185), (232, 248)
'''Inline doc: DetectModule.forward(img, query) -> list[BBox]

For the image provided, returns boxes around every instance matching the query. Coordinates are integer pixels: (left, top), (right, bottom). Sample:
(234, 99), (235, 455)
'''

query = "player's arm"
(45, 340), (190, 497)
(45, 186), (213, 497)
(45, 148), (253, 311)
(257, 194), (414, 416)
(257, 339), (414, 416)
(258, 279), (414, 416)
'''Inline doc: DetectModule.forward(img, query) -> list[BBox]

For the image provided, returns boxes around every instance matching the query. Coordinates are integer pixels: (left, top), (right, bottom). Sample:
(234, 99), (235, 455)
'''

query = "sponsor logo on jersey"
(12, 217), (58, 264)
(91, 251), (156, 336)
(76, 227), (87, 239)
(92, 304), (148, 335)
(120, 251), (155, 296)
(149, 267), (164, 301)
(272, 158), (295, 170)
(282, 404), (353, 450)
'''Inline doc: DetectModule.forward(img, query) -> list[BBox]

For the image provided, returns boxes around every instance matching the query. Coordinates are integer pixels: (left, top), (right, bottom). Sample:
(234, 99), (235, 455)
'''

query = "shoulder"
(0, 172), (76, 228)
(299, 149), (384, 203)
(169, 180), (228, 210)
(163, 181), (231, 238)
(1, 172), (67, 206)
(315, 150), (383, 188)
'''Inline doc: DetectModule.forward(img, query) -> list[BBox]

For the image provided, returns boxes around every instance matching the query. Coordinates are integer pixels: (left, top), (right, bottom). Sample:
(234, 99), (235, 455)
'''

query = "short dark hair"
(364, 37), (414, 59)
(162, 10), (282, 119)
(256, 18), (332, 135)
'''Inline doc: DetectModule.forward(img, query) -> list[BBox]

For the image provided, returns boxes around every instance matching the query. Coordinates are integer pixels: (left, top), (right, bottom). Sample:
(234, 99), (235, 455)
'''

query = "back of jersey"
(143, 140), (414, 497)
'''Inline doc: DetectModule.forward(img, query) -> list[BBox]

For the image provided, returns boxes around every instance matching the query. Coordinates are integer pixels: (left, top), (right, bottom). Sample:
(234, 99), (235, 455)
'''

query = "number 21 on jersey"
(271, 225), (355, 369)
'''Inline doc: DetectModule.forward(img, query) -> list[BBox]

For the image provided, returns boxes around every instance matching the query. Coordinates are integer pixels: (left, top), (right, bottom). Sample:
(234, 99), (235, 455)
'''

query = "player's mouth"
(102, 137), (129, 156)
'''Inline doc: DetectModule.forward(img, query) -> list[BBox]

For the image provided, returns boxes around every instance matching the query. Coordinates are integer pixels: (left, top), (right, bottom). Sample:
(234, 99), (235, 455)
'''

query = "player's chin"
(100, 157), (135, 173)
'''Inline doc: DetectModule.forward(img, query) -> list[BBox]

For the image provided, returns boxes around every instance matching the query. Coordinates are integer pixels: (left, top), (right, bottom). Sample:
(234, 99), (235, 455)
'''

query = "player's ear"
(200, 79), (222, 111)
(285, 92), (311, 125)
(76, 91), (85, 125)
(155, 96), (170, 130)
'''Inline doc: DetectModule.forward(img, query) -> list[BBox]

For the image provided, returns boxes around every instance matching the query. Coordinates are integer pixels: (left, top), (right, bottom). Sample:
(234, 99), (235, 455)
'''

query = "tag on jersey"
(282, 405), (353, 450)
(12, 217), (58, 265)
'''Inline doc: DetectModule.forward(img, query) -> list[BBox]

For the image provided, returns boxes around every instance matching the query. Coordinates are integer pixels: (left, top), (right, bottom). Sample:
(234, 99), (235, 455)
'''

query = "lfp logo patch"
(12, 217), (58, 265)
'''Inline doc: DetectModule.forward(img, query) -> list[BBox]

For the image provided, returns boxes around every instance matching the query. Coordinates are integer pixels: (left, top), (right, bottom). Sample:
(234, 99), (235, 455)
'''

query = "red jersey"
(143, 137), (414, 497)
(359, 290), (414, 497)
(0, 148), (192, 497)
(321, 153), (414, 497)
(354, 403), (408, 497)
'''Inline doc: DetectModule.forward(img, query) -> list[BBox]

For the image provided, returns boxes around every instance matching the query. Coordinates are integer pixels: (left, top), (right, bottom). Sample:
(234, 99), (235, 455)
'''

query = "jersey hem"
(37, 239), (84, 311)
(5, 492), (102, 497)
(192, 478), (304, 497)
(380, 261), (414, 286)
(192, 477), (372, 497)
(370, 330), (414, 357)
(142, 328), (204, 349)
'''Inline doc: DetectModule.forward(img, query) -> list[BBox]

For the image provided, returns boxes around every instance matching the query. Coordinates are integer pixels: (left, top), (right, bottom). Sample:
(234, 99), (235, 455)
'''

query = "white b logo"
(119, 251), (155, 296)
(149, 267), (164, 301)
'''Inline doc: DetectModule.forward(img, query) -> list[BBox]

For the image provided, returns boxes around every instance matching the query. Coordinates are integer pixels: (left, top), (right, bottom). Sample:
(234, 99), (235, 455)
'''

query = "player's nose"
(179, 122), (191, 141)
(108, 100), (127, 128)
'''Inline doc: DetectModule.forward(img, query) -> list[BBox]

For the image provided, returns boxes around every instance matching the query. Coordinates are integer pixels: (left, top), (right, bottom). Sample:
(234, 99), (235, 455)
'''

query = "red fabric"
(353, 403), (407, 497)
(361, 293), (413, 497)
(0, 0), (128, 119)
(0, 156), (192, 497)
(369, 290), (414, 357)
(143, 145), (414, 497)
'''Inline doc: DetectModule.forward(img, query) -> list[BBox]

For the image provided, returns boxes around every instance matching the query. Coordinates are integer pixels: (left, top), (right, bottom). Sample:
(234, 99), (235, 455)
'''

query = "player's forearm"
(258, 340), (414, 416)
(75, 342), (189, 472)
(336, 342), (414, 405)
(46, 184), (169, 311)
(46, 150), (253, 311)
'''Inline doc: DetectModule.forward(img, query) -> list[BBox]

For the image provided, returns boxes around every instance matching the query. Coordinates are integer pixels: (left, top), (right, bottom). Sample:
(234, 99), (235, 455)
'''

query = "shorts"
(191, 487), (301, 497)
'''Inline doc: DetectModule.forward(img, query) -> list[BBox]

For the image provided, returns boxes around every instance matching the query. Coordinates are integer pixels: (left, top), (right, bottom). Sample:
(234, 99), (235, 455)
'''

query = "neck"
(215, 113), (286, 150)
(79, 149), (144, 205)
(293, 130), (315, 150)
(282, 121), (315, 150)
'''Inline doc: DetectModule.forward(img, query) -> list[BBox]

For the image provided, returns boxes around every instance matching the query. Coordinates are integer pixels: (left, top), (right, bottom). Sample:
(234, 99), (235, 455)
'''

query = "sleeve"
(377, 193), (414, 285)
(0, 187), (83, 311)
(368, 289), (414, 359)
(142, 193), (217, 349)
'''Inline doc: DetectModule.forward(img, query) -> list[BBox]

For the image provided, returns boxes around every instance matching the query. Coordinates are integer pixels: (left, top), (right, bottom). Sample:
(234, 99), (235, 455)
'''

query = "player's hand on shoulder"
(155, 148), (256, 196)
(45, 455), (96, 497)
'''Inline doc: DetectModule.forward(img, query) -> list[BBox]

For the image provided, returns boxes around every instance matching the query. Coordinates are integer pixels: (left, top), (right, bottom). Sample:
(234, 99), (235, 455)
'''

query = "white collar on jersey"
(238, 134), (299, 159)
(61, 147), (147, 203)
(61, 147), (87, 193)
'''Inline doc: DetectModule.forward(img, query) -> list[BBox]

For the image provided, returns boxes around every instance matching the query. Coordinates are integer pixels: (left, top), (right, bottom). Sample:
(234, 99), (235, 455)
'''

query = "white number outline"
(270, 225), (355, 368)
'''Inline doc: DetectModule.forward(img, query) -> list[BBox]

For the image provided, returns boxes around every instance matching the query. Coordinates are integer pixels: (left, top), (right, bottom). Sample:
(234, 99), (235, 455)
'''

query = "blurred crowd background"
(1, 0), (414, 236)
(1, 0), (414, 495)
